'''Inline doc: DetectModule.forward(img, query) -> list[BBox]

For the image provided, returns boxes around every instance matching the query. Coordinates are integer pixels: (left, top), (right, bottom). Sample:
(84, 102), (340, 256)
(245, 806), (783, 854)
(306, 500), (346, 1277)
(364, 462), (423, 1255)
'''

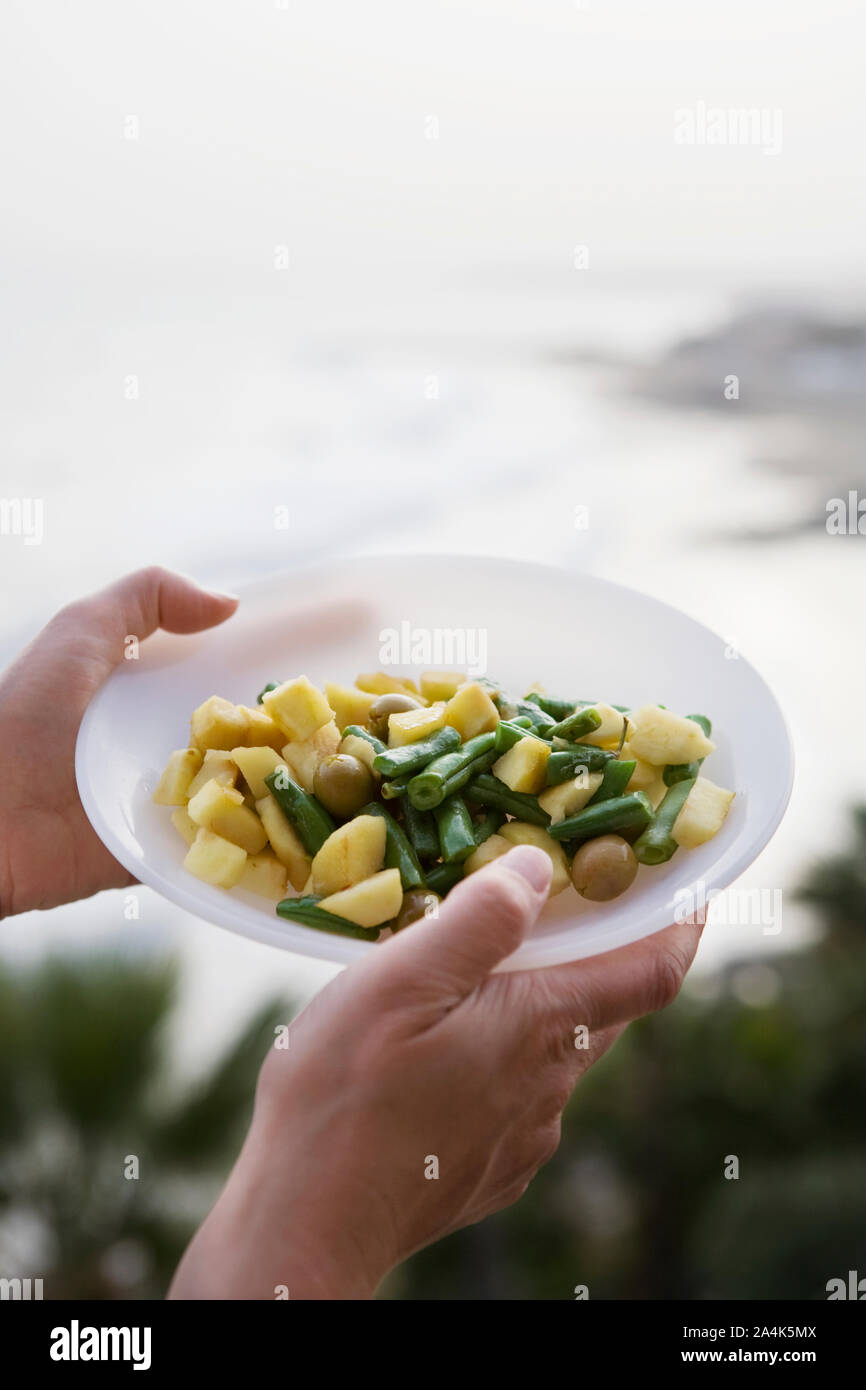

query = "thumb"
(48, 566), (239, 679)
(361, 845), (552, 1006)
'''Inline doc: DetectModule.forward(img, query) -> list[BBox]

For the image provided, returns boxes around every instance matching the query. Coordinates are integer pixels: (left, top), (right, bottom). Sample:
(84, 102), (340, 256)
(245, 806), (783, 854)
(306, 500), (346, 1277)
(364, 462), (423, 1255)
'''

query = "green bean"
(372, 724), (460, 778)
(264, 769), (335, 855)
(402, 799), (440, 862)
(549, 706), (603, 742)
(276, 896), (378, 939)
(407, 732), (497, 810)
(514, 700), (558, 734)
(547, 791), (653, 844)
(632, 777), (696, 865)
(341, 725), (387, 755)
(524, 692), (578, 721)
(358, 802), (425, 890)
(438, 747), (498, 801)
(546, 746), (617, 784)
(256, 681), (280, 705)
(464, 772), (551, 827)
(494, 718), (546, 753)
(587, 759), (636, 805)
(381, 773), (412, 800)
(434, 796), (478, 863)
(472, 809), (506, 846)
(425, 862), (464, 895)
(662, 715), (713, 787)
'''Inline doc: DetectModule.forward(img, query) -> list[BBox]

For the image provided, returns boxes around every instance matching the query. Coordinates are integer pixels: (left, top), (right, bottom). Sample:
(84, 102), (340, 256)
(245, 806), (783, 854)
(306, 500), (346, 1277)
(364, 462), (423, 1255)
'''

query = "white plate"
(75, 555), (793, 970)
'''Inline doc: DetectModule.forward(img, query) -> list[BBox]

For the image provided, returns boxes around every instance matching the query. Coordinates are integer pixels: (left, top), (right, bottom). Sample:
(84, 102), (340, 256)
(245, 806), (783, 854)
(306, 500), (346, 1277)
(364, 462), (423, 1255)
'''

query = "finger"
(533, 919), (704, 1034)
(51, 566), (239, 676)
(357, 846), (552, 1009)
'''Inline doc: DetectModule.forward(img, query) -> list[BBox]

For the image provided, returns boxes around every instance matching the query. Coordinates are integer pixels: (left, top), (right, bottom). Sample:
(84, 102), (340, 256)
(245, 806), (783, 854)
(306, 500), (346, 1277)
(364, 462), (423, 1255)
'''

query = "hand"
(0, 567), (238, 917)
(169, 846), (701, 1299)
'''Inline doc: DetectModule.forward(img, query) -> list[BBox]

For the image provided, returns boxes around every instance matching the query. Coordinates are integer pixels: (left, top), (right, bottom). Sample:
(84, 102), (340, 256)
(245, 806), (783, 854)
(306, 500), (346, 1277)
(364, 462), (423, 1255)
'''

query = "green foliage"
(0, 956), (292, 1298)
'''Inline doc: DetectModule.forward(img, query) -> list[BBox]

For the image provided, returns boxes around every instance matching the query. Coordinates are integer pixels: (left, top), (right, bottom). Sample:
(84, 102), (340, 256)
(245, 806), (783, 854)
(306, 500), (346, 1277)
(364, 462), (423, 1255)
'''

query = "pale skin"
(0, 567), (702, 1299)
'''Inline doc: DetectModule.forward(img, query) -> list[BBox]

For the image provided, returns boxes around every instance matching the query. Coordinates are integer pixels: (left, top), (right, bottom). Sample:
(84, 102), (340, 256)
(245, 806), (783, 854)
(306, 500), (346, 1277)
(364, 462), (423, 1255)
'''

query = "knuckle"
(648, 943), (690, 1012)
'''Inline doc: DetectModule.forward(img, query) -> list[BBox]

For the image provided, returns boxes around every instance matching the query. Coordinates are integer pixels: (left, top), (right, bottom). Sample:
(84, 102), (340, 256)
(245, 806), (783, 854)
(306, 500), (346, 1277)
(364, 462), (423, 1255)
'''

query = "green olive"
(368, 691), (423, 739)
(570, 834), (638, 902)
(394, 889), (441, 932)
(313, 754), (374, 818)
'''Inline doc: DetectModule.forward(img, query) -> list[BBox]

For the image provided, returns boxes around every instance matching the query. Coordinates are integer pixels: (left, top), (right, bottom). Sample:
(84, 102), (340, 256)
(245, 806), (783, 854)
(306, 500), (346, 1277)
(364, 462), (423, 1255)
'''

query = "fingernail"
(210, 588), (240, 601)
(501, 845), (551, 894)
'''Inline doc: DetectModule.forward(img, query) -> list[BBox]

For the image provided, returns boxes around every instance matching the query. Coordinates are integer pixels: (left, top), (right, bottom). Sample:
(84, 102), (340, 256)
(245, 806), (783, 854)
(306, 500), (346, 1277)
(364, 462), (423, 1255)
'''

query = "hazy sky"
(2, 0), (864, 288)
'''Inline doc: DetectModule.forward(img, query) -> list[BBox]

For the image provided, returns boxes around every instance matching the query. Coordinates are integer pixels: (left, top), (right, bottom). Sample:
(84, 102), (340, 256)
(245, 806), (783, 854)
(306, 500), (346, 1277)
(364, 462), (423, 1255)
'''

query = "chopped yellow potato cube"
(538, 770), (603, 823)
(230, 745), (285, 800)
(238, 850), (289, 901)
(263, 675), (333, 742)
(186, 751), (238, 799)
(498, 822), (570, 896)
(184, 828), (247, 888)
(324, 682), (377, 731)
(445, 682), (500, 741)
(170, 806), (199, 846)
(420, 670), (467, 702)
(355, 672), (425, 701)
(152, 748), (203, 805)
(492, 737), (550, 794)
(311, 815), (387, 897)
(388, 701), (447, 747)
(239, 705), (287, 752)
(577, 703), (629, 748)
(463, 833), (512, 876)
(340, 732), (379, 774)
(280, 720), (341, 792)
(187, 780), (268, 854)
(628, 706), (715, 766)
(319, 868), (403, 928)
(190, 695), (248, 752)
(672, 777), (735, 849)
(255, 794), (311, 890)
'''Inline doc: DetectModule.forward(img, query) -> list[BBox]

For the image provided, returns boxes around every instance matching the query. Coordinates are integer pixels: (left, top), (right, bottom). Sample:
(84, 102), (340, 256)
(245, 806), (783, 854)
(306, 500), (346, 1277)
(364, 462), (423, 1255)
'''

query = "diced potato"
(445, 682), (500, 741)
(463, 833), (512, 876)
(190, 695), (248, 752)
(498, 822), (570, 896)
(388, 701), (447, 747)
(340, 732), (379, 774)
(255, 794), (311, 891)
(230, 745), (285, 800)
(420, 670), (466, 702)
(152, 748), (203, 805)
(239, 705), (287, 752)
(319, 868), (403, 927)
(628, 706), (715, 766)
(171, 806), (199, 845)
(523, 682), (546, 696)
(238, 850), (288, 901)
(184, 827), (247, 888)
(356, 672), (425, 701)
(263, 676), (333, 742)
(671, 777), (735, 849)
(492, 737), (550, 794)
(280, 720), (341, 792)
(621, 743), (662, 793)
(186, 750), (238, 799)
(187, 780), (268, 854)
(311, 815), (387, 896)
(324, 682), (377, 732)
(577, 703), (629, 748)
(538, 770), (603, 823)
